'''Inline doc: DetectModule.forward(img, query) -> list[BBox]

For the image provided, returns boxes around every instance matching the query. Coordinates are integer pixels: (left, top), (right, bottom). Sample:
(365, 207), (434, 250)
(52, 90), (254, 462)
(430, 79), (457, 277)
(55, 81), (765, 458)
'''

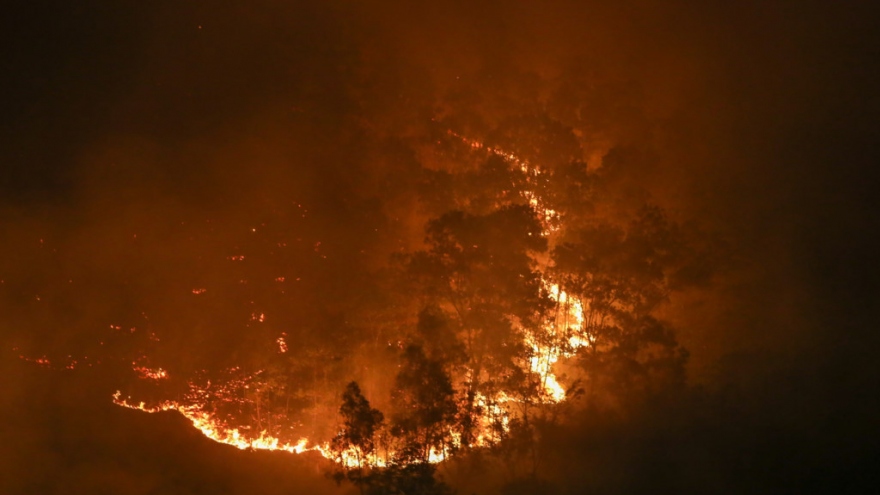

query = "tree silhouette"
(330, 381), (385, 493)
(404, 205), (552, 443)
(328, 109), (711, 484)
(551, 206), (690, 405)
(329, 378), (457, 495)
(390, 345), (458, 464)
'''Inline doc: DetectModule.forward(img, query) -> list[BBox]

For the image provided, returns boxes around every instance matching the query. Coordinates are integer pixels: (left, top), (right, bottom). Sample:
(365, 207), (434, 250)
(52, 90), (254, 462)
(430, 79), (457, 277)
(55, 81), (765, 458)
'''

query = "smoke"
(2, 0), (878, 493)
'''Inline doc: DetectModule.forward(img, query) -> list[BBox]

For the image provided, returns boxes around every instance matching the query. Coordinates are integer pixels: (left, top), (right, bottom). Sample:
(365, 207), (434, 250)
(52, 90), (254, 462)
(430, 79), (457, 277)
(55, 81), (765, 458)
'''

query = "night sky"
(2, 1), (878, 494)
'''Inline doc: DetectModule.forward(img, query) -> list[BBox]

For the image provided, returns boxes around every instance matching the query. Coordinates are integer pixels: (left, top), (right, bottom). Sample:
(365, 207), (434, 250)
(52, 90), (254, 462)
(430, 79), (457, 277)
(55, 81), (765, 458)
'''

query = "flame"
(18, 352), (97, 370)
(112, 390), (445, 468)
(446, 130), (560, 235)
(102, 132), (592, 469)
(447, 130), (530, 171)
(132, 365), (169, 380)
(113, 391), (316, 455)
(446, 131), (587, 401)
(526, 283), (588, 402)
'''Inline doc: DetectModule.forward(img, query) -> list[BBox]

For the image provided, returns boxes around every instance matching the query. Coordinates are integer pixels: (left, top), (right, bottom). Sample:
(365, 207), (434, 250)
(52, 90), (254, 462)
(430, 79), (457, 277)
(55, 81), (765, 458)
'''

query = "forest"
(2, 1), (878, 494)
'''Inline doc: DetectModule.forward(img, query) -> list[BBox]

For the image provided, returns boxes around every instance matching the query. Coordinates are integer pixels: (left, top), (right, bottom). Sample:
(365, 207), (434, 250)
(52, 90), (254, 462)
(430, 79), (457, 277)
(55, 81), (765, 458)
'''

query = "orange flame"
(109, 133), (591, 469)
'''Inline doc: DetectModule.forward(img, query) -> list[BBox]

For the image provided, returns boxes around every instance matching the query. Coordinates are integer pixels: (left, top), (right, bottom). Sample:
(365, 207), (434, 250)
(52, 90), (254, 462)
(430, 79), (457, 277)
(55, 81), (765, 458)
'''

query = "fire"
(19, 354), (51, 367)
(112, 388), (449, 468)
(113, 391), (315, 455)
(445, 131), (588, 402)
(132, 365), (169, 380)
(526, 283), (588, 402)
(98, 132), (593, 470)
(447, 130), (530, 171)
(17, 351), (97, 370)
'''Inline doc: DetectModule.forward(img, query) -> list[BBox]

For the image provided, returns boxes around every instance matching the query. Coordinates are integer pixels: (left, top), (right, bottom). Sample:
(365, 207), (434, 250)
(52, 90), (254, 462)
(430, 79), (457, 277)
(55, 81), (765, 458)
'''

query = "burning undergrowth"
(4, 2), (877, 493)
(82, 122), (709, 494)
(6, 59), (716, 491)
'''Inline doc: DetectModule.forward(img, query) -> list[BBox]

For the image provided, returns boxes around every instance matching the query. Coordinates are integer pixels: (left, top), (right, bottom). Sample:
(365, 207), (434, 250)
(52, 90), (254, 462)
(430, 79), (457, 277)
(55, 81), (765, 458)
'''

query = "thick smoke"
(2, 1), (878, 494)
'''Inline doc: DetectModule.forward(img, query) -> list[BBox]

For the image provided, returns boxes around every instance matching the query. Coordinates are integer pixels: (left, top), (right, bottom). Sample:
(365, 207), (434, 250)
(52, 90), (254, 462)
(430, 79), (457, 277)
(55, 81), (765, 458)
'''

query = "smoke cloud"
(2, 1), (877, 493)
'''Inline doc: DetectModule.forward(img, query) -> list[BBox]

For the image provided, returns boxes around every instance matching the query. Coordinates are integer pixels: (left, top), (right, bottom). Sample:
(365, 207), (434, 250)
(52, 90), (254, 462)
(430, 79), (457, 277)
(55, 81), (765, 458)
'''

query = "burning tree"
(85, 104), (711, 494)
(330, 381), (385, 492)
(389, 344), (459, 464)
(551, 205), (691, 405)
(329, 378), (455, 495)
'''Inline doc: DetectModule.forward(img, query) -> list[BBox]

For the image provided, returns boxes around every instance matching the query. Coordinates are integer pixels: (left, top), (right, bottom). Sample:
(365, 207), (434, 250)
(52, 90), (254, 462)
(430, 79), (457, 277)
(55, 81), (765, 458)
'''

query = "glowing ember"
(18, 352), (96, 371)
(20, 354), (51, 367)
(132, 365), (169, 380)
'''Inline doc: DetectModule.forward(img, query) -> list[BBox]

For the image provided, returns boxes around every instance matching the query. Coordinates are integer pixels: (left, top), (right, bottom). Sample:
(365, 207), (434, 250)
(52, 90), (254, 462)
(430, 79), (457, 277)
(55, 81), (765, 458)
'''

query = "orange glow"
(132, 364), (169, 380)
(526, 282), (588, 402)
(106, 134), (594, 469)
(113, 391), (315, 454)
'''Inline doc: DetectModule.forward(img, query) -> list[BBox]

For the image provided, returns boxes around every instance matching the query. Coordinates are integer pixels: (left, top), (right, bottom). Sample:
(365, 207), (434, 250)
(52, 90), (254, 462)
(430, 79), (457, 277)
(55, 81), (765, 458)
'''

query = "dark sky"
(2, 1), (878, 493)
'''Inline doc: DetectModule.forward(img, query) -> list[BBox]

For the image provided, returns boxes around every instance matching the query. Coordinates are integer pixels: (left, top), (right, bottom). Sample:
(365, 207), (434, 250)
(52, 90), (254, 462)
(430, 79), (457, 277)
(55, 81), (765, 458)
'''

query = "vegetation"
(318, 107), (711, 493)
